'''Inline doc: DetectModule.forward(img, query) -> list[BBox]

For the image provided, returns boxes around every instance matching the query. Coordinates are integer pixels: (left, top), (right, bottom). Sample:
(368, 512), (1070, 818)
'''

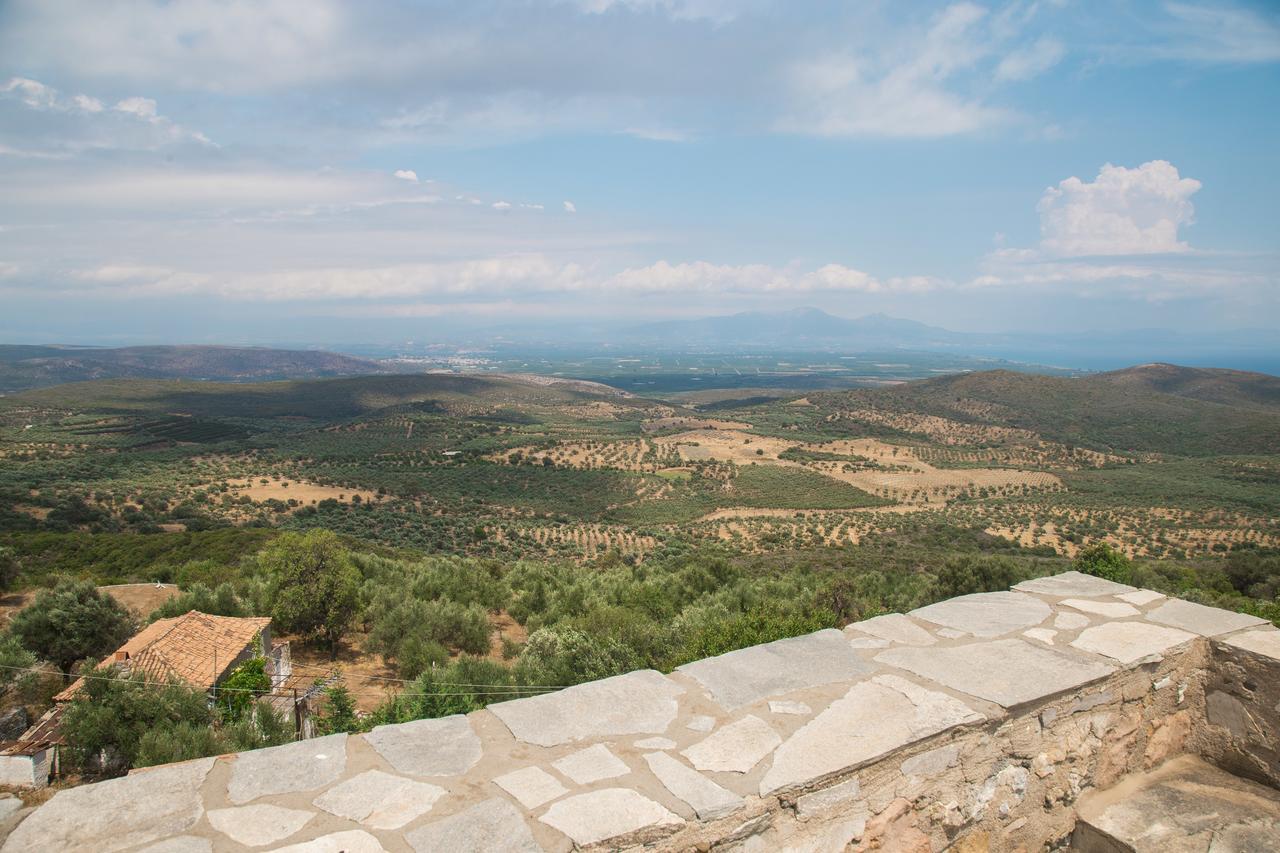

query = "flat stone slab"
(845, 614), (936, 646)
(361, 714), (481, 777)
(489, 670), (684, 747)
(206, 803), (314, 847)
(313, 769), (447, 829)
(909, 592), (1051, 638)
(795, 777), (862, 819)
(877, 638), (1115, 708)
(1061, 598), (1139, 618)
(1071, 621), (1197, 665)
(643, 751), (743, 820)
(900, 744), (959, 778)
(1054, 612), (1090, 630)
(634, 736), (677, 750)
(272, 830), (385, 853)
(227, 734), (347, 804)
(1116, 589), (1165, 606)
(552, 743), (631, 784)
(682, 715), (781, 773)
(761, 674), (984, 795)
(1146, 598), (1269, 637)
(538, 788), (682, 846)
(686, 715), (715, 732)
(676, 629), (873, 710)
(1014, 571), (1135, 597)
(1, 757), (214, 853)
(493, 766), (568, 809)
(769, 700), (812, 715)
(1220, 628), (1280, 660)
(1023, 628), (1057, 644)
(406, 798), (543, 853)
(1074, 755), (1280, 852)
(137, 838), (212, 853)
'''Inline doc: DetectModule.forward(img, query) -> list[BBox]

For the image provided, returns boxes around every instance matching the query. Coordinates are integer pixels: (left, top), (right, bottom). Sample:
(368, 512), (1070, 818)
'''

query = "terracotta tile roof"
(55, 611), (271, 701)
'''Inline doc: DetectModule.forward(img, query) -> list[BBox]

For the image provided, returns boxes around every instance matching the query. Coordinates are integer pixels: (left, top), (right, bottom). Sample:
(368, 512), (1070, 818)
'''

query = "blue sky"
(0, 0), (1277, 345)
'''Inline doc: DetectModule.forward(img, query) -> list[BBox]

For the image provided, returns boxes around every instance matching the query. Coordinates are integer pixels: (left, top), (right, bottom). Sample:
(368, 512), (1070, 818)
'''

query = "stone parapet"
(3, 571), (1278, 852)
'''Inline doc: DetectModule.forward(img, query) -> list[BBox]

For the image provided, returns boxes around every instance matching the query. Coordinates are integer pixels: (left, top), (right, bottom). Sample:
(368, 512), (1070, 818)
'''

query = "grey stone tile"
(0, 757), (214, 853)
(681, 715), (781, 774)
(136, 838), (212, 853)
(206, 803), (314, 847)
(489, 670), (683, 747)
(643, 751), (742, 820)
(1220, 628), (1280, 660)
(760, 674), (984, 795)
(1146, 598), (1269, 637)
(876, 638), (1115, 708)
(909, 592), (1051, 638)
(676, 629), (873, 711)
(313, 769), (447, 829)
(1061, 598), (1139, 618)
(406, 798), (544, 853)
(1071, 622), (1197, 665)
(844, 614), (936, 646)
(1116, 589), (1165, 606)
(1013, 571), (1136, 597)
(227, 734), (346, 804)
(362, 714), (482, 777)
(1023, 628), (1057, 644)
(795, 777), (862, 819)
(1054, 612), (1090, 630)
(493, 766), (568, 809)
(271, 829), (385, 853)
(900, 744), (959, 778)
(633, 737), (677, 750)
(552, 743), (630, 784)
(768, 700), (812, 716)
(686, 715), (715, 732)
(538, 788), (682, 846)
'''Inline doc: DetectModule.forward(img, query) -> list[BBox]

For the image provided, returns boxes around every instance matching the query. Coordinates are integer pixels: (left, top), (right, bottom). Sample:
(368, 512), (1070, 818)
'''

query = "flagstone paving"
(4, 571), (1278, 853)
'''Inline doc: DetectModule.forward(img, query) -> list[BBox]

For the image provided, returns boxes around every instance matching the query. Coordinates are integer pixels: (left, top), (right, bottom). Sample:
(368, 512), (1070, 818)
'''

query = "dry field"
(224, 477), (379, 508)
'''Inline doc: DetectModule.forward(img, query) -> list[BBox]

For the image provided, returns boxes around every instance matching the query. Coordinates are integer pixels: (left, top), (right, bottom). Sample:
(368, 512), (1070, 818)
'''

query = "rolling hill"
(0, 344), (385, 393)
(811, 367), (1280, 456)
(1091, 363), (1280, 411)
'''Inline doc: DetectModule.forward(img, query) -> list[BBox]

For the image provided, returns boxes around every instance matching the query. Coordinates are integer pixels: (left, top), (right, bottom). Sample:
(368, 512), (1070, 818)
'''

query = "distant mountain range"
(624, 308), (966, 349)
(0, 345), (384, 394)
(613, 308), (1277, 373)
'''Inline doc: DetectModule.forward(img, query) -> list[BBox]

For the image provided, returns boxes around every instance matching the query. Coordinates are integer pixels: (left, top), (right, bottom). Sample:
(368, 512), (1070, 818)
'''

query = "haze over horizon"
(1, 1), (1278, 347)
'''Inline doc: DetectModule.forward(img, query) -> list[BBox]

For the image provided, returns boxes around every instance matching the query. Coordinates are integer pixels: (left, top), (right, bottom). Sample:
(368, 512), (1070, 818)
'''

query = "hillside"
(0, 344), (385, 393)
(0, 372), (628, 421)
(810, 367), (1280, 456)
(1091, 363), (1280, 411)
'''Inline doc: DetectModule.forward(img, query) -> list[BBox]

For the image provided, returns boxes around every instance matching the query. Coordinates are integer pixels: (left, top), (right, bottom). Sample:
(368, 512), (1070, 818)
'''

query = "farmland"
(0, 362), (1278, 749)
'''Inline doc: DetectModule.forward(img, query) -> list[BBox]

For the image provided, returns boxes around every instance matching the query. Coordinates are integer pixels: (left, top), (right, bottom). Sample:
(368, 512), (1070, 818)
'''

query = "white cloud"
(0, 76), (214, 151)
(605, 260), (945, 294)
(995, 37), (1065, 81)
(1037, 160), (1202, 256)
(563, 201), (577, 213)
(777, 3), (1014, 138)
(492, 200), (512, 211)
(114, 96), (158, 119)
(1155, 3), (1280, 64)
(393, 169), (419, 182)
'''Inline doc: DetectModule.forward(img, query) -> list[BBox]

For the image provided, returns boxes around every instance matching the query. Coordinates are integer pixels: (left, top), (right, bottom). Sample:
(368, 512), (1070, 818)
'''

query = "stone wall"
(1, 570), (1277, 853)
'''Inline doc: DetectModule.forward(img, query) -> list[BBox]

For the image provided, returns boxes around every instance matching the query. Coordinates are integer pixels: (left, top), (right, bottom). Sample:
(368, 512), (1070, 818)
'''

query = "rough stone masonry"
(3, 570), (1279, 852)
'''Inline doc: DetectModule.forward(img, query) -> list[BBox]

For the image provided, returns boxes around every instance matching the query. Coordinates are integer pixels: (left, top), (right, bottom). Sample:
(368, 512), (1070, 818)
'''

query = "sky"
(0, 0), (1278, 346)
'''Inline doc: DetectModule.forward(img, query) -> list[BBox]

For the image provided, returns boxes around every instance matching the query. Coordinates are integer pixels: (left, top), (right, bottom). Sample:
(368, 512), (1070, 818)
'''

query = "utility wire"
(0, 662), (562, 700)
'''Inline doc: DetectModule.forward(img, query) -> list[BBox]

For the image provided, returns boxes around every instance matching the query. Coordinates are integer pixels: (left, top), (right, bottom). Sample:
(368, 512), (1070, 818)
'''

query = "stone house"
(0, 611), (295, 787)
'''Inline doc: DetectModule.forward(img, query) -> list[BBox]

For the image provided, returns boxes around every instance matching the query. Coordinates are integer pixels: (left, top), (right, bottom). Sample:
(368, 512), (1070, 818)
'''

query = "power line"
(0, 662), (561, 700)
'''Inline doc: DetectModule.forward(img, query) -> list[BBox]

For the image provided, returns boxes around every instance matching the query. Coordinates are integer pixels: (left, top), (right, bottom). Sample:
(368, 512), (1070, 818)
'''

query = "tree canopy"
(9, 580), (136, 673)
(259, 530), (360, 657)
